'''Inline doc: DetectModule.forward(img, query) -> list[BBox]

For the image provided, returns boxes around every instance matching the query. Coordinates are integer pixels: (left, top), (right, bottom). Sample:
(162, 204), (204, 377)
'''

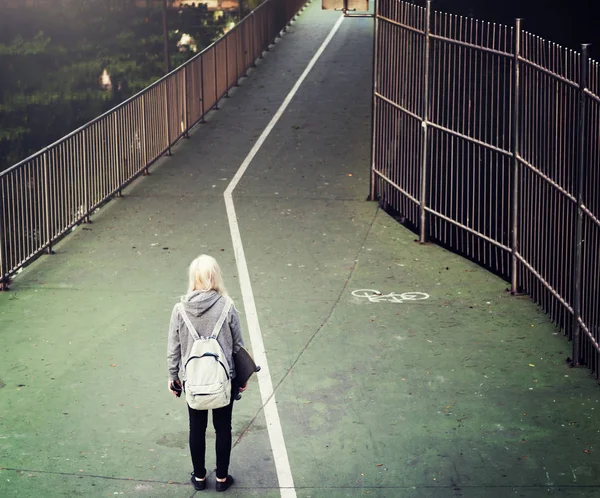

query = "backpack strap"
(177, 297), (232, 341)
(210, 297), (232, 340)
(177, 303), (201, 341)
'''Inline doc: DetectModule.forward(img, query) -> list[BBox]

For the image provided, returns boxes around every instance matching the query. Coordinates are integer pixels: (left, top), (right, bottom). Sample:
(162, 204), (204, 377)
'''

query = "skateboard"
(234, 346), (261, 389)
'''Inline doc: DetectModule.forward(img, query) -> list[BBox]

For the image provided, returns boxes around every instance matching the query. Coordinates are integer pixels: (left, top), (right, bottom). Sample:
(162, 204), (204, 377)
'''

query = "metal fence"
(0, 0), (307, 289)
(372, 0), (600, 375)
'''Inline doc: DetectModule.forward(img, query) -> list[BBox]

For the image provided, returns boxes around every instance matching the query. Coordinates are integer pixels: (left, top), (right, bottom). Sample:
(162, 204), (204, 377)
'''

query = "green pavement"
(2, 2), (600, 497)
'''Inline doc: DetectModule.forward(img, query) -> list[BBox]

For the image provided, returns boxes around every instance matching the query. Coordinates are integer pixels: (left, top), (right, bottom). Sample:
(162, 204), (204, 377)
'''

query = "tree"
(0, 0), (231, 171)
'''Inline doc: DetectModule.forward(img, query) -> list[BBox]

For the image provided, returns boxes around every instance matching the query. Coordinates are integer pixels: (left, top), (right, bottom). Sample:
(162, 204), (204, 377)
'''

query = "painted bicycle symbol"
(351, 289), (430, 303)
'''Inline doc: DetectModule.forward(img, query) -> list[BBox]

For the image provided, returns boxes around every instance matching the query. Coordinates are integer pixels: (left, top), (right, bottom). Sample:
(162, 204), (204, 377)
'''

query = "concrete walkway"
(1, 2), (600, 497)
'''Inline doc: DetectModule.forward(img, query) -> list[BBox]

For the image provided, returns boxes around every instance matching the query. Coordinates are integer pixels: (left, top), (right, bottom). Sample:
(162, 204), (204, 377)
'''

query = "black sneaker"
(190, 472), (206, 491)
(216, 475), (234, 492)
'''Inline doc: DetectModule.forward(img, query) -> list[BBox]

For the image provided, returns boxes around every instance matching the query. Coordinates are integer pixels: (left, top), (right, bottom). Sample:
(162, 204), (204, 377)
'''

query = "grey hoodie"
(167, 290), (245, 382)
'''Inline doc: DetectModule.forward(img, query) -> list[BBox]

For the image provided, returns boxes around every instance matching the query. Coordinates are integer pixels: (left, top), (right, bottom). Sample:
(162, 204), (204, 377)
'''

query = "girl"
(167, 254), (246, 492)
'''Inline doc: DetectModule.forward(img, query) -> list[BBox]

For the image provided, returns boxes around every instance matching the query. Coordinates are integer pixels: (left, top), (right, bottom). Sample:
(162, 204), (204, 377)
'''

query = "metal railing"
(0, 0), (307, 289)
(372, 0), (600, 376)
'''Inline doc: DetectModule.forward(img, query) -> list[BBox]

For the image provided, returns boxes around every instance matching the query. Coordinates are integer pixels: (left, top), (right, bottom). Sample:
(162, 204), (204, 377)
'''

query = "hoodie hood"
(180, 290), (222, 317)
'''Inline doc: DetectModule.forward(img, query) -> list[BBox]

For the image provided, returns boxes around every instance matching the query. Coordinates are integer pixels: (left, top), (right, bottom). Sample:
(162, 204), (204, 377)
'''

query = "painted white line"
(224, 13), (345, 498)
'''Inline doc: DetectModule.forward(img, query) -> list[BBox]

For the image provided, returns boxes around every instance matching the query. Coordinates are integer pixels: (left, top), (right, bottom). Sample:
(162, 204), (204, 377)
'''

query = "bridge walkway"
(1, 2), (599, 497)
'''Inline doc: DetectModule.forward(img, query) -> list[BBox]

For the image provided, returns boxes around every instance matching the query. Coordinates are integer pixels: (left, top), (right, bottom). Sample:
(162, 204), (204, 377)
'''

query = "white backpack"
(177, 298), (232, 410)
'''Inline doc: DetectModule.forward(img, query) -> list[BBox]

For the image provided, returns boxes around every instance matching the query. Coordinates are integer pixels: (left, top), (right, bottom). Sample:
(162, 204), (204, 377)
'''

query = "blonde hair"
(187, 254), (228, 296)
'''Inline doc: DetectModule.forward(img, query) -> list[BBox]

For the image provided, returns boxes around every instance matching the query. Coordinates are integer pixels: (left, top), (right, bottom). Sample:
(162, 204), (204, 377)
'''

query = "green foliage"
(0, 0), (233, 171)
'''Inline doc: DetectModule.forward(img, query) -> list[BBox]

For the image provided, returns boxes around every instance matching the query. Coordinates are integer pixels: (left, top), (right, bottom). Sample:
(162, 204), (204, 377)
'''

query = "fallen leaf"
(377, 463), (383, 467)
(529, 364), (535, 367)
(109, 364), (117, 367)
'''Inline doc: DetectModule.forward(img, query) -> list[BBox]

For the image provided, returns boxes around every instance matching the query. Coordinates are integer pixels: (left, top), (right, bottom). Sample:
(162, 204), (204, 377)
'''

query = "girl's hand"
(168, 379), (182, 396)
(238, 382), (248, 392)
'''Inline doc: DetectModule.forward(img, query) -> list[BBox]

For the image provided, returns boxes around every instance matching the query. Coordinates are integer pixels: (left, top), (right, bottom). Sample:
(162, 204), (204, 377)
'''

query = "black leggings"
(188, 390), (235, 480)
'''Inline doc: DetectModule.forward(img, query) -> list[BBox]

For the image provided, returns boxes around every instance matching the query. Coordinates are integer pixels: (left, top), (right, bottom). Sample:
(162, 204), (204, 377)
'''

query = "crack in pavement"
(234, 204), (380, 446)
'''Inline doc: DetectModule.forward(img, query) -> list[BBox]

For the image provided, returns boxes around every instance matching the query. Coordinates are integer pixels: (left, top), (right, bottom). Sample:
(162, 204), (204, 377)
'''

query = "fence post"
(572, 43), (591, 367)
(141, 93), (149, 174)
(235, 27), (240, 85)
(42, 153), (53, 254)
(164, 81), (172, 155)
(83, 129), (92, 222)
(368, 0), (379, 202)
(184, 66), (190, 138)
(0, 178), (8, 290)
(250, 13), (257, 67)
(264, 7), (269, 53)
(261, 8), (272, 57)
(114, 112), (124, 197)
(214, 47), (219, 110)
(510, 19), (522, 294)
(225, 35), (230, 98)
(200, 54), (206, 123)
(418, 0), (432, 243)
(240, 20), (248, 77)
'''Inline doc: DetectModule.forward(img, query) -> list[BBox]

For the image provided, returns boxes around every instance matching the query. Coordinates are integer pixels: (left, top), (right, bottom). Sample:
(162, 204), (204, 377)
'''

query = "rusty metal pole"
(572, 43), (591, 367)
(0, 179), (8, 290)
(368, 0), (379, 202)
(250, 12), (256, 67)
(418, 0), (432, 243)
(183, 65), (190, 138)
(114, 112), (123, 196)
(141, 93), (150, 174)
(225, 34), (230, 98)
(164, 82), (172, 156)
(83, 129), (92, 221)
(42, 153), (53, 254)
(510, 19), (522, 294)
(214, 47), (219, 110)
(200, 54), (206, 123)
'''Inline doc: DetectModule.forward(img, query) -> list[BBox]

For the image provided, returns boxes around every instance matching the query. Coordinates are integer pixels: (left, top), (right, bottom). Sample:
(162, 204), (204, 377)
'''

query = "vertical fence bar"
(0, 178), (7, 290)
(200, 55), (206, 123)
(250, 12), (256, 67)
(225, 35), (230, 97)
(83, 129), (91, 222)
(141, 93), (149, 174)
(511, 19), (522, 293)
(573, 44), (591, 367)
(369, 0), (380, 201)
(115, 112), (124, 196)
(184, 65), (190, 138)
(235, 28), (240, 84)
(419, 0), (432, 243)
(164, 82), (172, 155)
(42, 153), (52, 254)
(214, 47), (219, 110)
